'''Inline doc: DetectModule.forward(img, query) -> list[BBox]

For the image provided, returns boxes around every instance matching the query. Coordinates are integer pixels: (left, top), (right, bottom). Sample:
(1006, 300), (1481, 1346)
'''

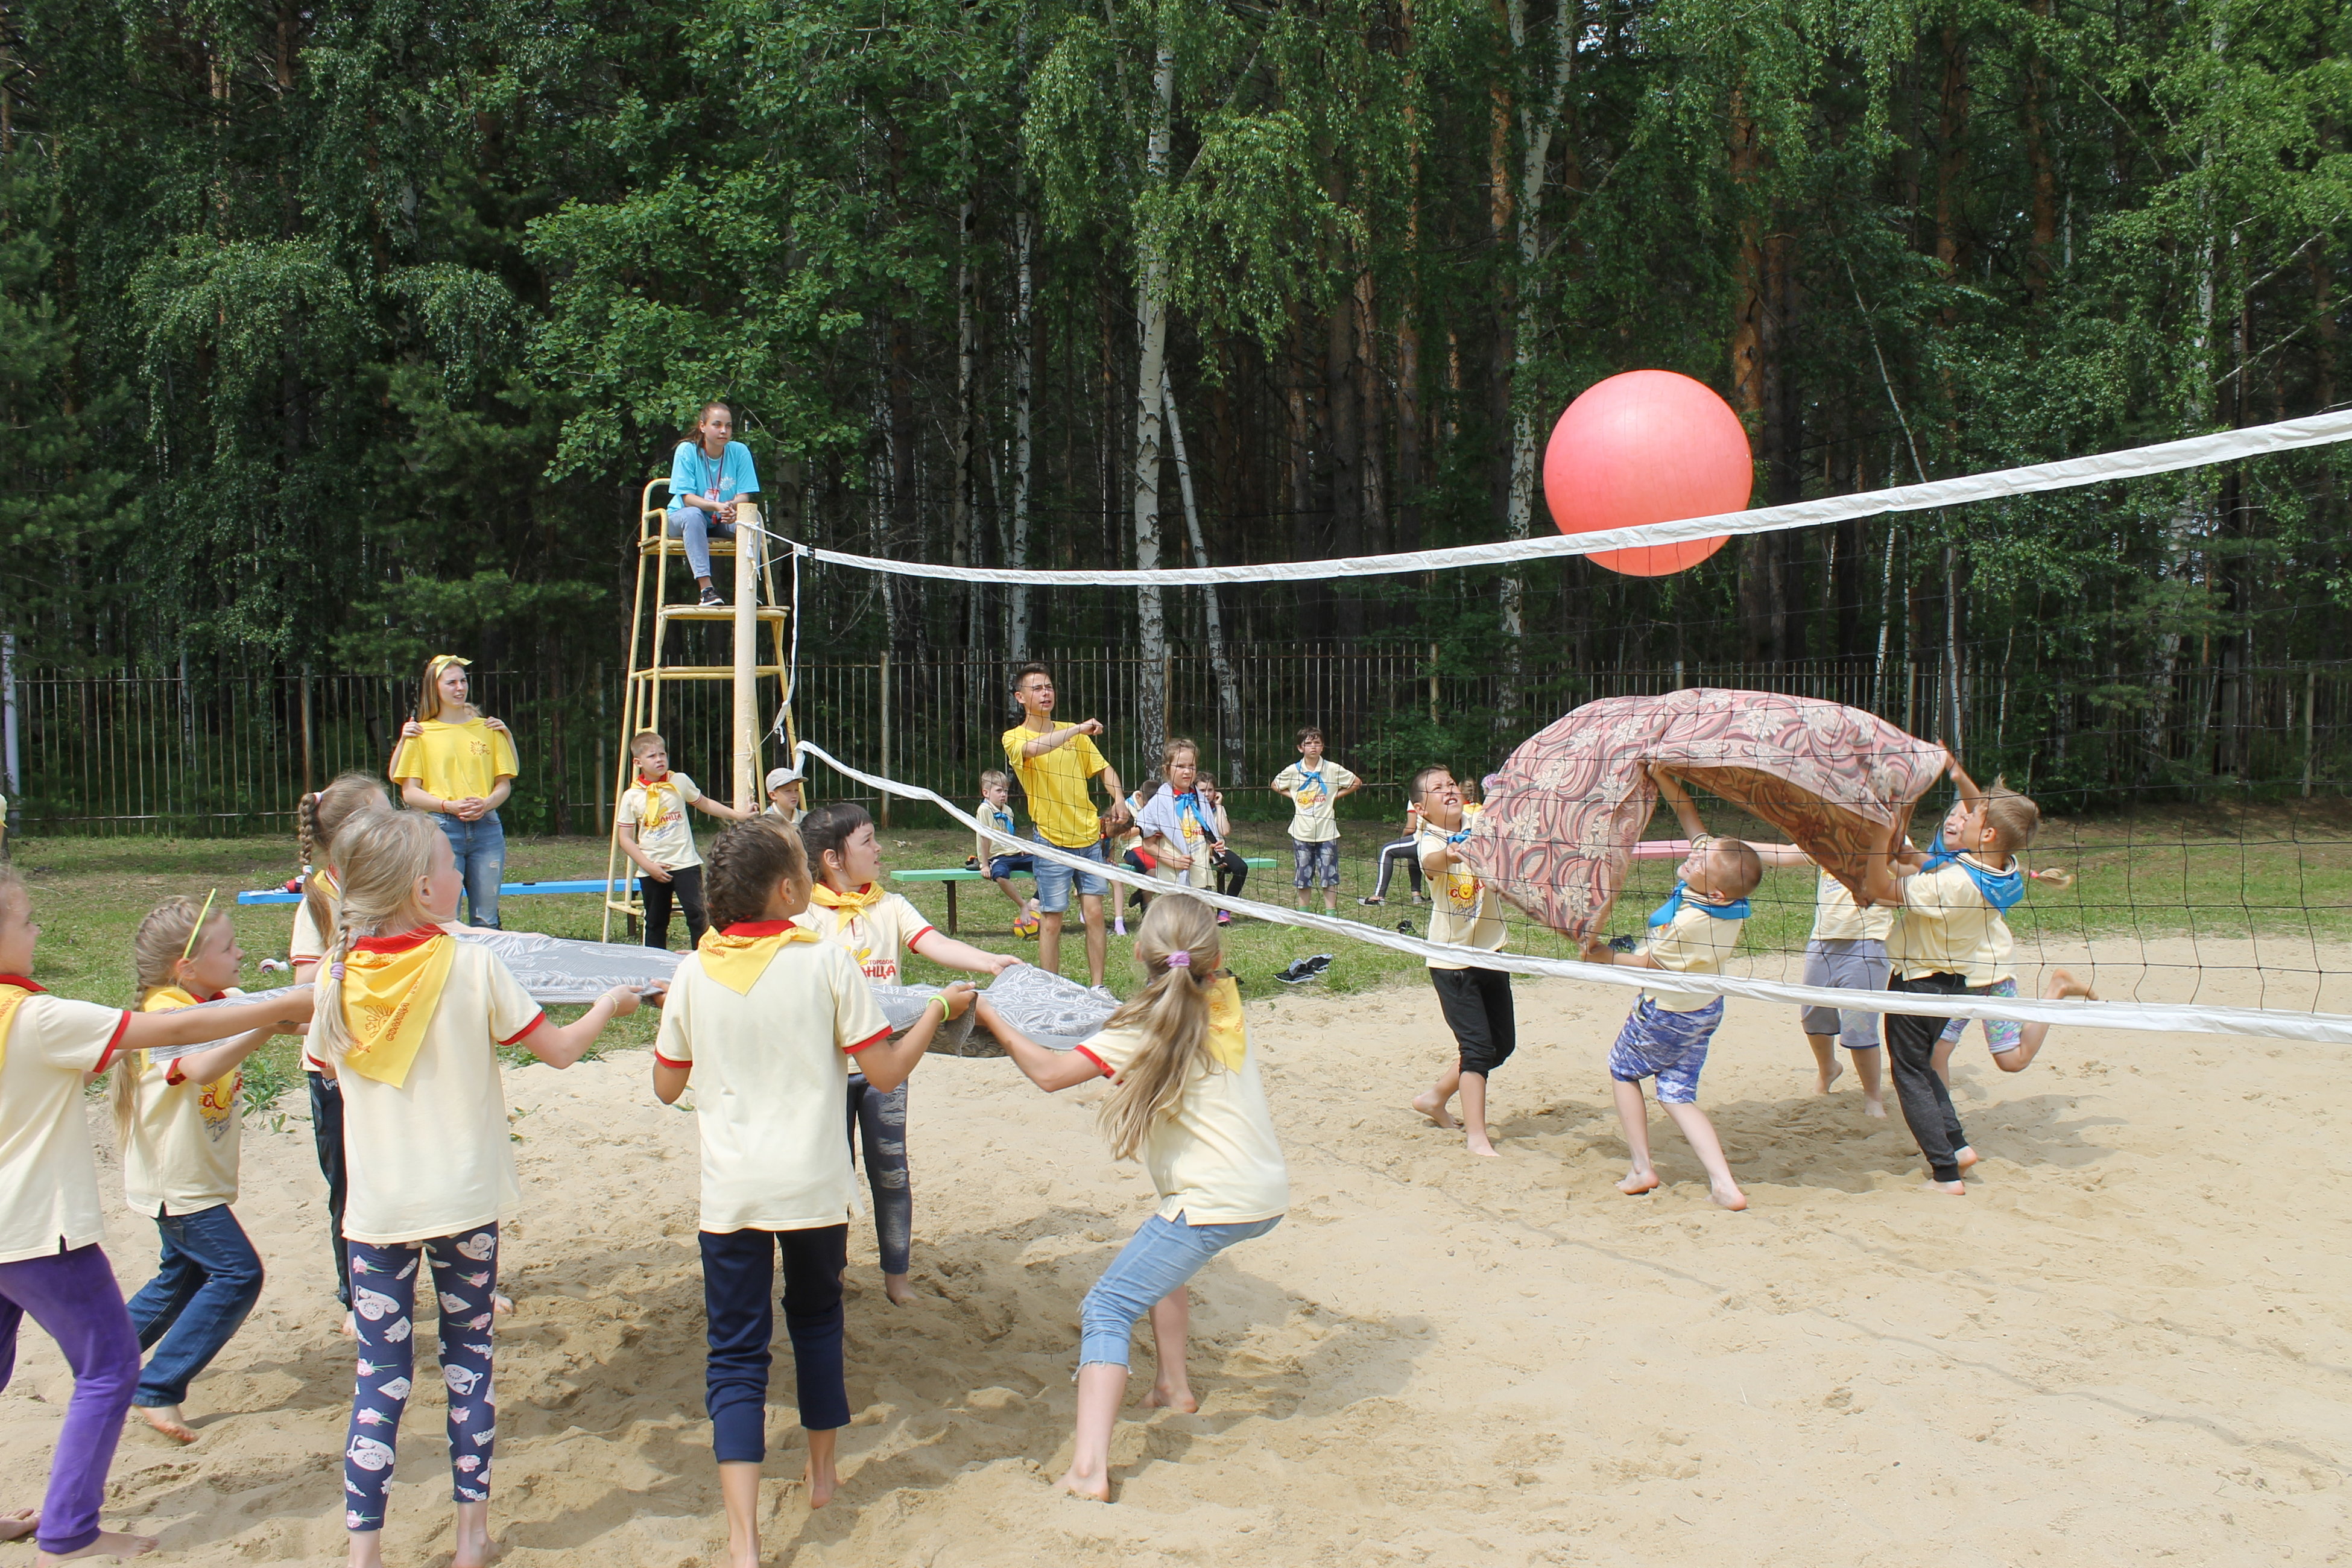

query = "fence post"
(879, 650), (892, 829)
(2295, 668), (2314, 804)
(1, 633), (16, 842)
(300, 665), (315, 797)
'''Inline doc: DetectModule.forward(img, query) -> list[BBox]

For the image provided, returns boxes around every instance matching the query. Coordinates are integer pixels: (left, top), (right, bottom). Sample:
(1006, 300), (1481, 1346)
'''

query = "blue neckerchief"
(1648, 880), (1752, 927)
(1177, 791), (1216, 842)
(1926, 849), (2025, 912)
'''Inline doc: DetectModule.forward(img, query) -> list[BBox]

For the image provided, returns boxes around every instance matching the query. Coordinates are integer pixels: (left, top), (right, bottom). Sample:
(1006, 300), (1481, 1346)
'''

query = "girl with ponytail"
(289, 771), (390, 1314)
(976, 894), (1288, 1501)
(309, 811), (639, 1567)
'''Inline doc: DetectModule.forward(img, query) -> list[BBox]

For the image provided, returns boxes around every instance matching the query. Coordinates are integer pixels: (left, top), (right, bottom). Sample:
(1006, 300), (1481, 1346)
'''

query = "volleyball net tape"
(792, 739), (2352, 1046)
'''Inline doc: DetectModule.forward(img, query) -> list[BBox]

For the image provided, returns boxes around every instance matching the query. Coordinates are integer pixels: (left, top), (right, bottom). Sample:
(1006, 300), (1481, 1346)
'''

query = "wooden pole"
(732, 502), (762, 813)
(2304, 662), (2317, 798)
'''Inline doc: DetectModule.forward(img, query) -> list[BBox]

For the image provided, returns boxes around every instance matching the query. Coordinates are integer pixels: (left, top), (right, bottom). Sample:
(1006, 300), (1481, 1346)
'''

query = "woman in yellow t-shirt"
(110, 895), (294, 1443)
(388, 654), (519, 930)
(977, 895), (1287, 1502)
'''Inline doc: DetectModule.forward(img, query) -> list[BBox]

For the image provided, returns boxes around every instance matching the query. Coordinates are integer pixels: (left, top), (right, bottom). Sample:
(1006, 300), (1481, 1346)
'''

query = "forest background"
(1, 0), (2349, 826)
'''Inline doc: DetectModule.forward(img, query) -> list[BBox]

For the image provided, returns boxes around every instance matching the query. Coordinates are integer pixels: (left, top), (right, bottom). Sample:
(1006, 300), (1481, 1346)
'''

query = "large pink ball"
(1541, 370), (1753, 577)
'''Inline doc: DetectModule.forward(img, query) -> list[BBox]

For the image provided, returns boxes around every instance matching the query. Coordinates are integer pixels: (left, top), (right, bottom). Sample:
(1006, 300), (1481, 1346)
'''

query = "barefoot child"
(617, 731), (753, 952)
(290, 773), (392, 1314)
(1269, 727), (1359, 914)
(112, 894), (302, 1444)
(0, 867), (314, 1563)
(654, 819), (975, 1557)
(1739, 841), (1895, 1119)
(1919, 796), (2091, 1078)
(795, 803), (1020, 1306)
(1409, 766), (1513, 1157)
(1860, 759), (2042, 1194)
(972, 770), (1040, 937)
(1579, 771), (1763, 1210)
(308, 812), (640, 1568)
(976, 895), (1286, 1502)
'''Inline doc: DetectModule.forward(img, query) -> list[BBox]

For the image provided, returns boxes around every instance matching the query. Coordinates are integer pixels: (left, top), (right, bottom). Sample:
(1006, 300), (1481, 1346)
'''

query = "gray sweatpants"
(1797, 937), (1889, 1051)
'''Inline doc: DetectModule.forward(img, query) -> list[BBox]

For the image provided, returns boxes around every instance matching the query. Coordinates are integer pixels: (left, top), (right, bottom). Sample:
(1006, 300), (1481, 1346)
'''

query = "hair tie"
(1165, 950), (1192, 969)
(330, 963), (347, 981)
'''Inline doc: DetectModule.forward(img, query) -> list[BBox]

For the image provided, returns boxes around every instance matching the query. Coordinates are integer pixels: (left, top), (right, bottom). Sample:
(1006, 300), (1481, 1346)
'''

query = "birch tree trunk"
(1130, 11), (1175, 769)
(1008, 7), (1035, 660)
(1164, 368), (1242, 786)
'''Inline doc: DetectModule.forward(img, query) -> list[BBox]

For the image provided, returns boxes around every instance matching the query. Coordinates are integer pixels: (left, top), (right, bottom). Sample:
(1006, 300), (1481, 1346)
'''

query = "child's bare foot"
(1056, 1466), (1110, 1502)
(1862, 1092), (1886, 1119)
(492, 1292), (514, 1316)
(726, 1528), (760, 1568)
(2045, 968), (2097, 1001)
(1142, 1382), (1198, 1414)
(137, 1405), (196, 1443)
(0, 1510), (37, 1544)
(450, 1520), (495, 1568)
(39, 1530), (156, 1562)
(1465, 1133), (1499, 1158)
(1923, 1178), (1967, 1195)
(1617, 1168), (1660, 1195)
(1708, 1178), (1748, 1212)
(801, 1456), (837, 1510)
(1954, 1146), (1981, 1173)
(1816, 1058), (1844, 1095)
(338, 1309), (357, 1340)
(883, 1272), (914, 1306)
(1411, 1090), (1455, 1129)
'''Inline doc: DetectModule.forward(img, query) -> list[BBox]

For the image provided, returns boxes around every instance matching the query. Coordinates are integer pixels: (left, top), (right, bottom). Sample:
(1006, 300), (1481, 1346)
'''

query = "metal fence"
(4, 646), (2348, 836)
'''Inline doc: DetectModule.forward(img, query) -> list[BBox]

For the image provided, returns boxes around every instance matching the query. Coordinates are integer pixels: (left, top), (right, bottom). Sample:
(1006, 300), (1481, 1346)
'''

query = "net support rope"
(767, 408), (2352, 586)
(792, 738), (2352, 1045)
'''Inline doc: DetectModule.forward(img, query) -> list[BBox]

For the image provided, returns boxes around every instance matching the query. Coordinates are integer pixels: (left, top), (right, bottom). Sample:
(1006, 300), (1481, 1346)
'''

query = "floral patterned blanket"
(1461, 688), (1947, 941)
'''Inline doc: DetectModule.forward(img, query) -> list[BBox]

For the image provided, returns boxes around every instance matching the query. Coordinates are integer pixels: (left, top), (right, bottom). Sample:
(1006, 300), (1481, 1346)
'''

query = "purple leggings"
(0, 1245), (140, 1555)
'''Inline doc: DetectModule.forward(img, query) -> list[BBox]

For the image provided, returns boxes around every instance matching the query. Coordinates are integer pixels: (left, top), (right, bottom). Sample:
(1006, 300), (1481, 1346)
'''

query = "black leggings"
(642, 864), (707, 950)
(1211, 846), (1249, 899)
(1371, 837), (1424, 900)
(306, 1070), (350, 1306)
(1886, 972), (1969, 1182)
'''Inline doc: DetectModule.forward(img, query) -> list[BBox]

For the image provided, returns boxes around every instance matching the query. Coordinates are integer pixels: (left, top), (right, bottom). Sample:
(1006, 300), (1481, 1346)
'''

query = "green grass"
(10, 792), (2350, 1080)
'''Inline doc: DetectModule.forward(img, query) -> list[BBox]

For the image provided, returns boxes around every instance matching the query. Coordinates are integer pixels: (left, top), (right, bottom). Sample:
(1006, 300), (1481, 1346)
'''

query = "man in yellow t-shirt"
(1001, 662), (1127, 988)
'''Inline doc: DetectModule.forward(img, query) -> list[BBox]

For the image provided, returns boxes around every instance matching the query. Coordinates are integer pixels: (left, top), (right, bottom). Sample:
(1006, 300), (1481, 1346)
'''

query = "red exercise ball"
(1542, 370), (1753, 577)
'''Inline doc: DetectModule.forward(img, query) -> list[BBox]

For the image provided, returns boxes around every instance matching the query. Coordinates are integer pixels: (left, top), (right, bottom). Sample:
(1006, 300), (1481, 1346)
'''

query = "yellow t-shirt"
(1002, 726), (1109, 850)
(122, 987), (243, 1217)
(619, 773), (707, 870)
(0, 984), (131, 1263)
(1889, 859), (2010, 984)
(1077, 1012), (1289, 1225)
(1639, 906), (1747, 1013)
(1808, 870), (1894, 943)
(320, 936), (545, 1246)
(653, 934), (891, 1233)
(388, 718), (519, 803)
(1417, 821), (1505, 968)
(791, 891), (936, 984)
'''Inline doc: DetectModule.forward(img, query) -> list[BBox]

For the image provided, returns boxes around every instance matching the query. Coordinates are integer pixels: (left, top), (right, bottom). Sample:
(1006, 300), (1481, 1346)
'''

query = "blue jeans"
(1080, 1212), (1282, 1368)
(666, 505), (736, 582)
(124, 1204), (264, 1408)
(434, 811), (505, 928)
(1031, 831), (1108, 914)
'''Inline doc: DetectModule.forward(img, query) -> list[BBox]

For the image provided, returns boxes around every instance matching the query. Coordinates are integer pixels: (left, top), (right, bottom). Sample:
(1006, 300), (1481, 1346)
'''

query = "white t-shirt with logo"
(1270, 760), (1358, 843)
(0, 987), (131, 1263)
(1417, 821), (1505, 967)
(620, 773), (707, 871)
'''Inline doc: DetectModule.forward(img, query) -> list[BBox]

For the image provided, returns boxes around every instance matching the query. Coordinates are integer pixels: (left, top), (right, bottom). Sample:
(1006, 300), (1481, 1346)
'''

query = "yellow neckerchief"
(635, 770), (681, 830)
(338, 928), (458, 1088)
(808, 881), (888, 914)
(138, 985), (243, 1090)
(1203, 974), (1247, 1072)
(696, 920), (823, 994)
(0, 974), (42, 1076)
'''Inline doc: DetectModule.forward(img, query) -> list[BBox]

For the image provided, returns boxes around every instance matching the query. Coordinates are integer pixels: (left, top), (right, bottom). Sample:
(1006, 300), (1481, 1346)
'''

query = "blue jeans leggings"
(1080, 1213), (1282, 1368)
(432, 811), (505, 929)
(125, 1203), (264, 1407)
(699, 1224), (850, 1462)
(343, 1225), (500, 1532)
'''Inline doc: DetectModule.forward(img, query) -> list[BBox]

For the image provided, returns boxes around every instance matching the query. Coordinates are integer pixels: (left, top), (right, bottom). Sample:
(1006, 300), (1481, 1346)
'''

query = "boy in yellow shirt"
(1001, 662), (1128, 987)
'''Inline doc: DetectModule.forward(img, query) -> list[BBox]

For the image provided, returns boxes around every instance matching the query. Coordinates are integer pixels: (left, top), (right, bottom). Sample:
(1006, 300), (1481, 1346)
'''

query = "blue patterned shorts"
(1938, 977), (2024, 1054)
(1292, 839), (1341, 889)
(1607, 996), (1724, 1105)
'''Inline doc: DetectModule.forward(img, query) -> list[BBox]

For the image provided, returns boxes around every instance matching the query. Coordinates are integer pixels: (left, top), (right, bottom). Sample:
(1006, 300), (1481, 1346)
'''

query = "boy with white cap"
(762, 767), (806, 827)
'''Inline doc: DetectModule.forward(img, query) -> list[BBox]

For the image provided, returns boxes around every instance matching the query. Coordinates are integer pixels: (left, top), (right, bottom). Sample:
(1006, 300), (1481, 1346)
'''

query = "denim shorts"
(1079, 1212), (1283, 1368)
(1031, 833), (1108, 914)
(1292, 838), (1341, 889)
(1607, 996), (1725, 1105)
(987, 853), (1036, 881)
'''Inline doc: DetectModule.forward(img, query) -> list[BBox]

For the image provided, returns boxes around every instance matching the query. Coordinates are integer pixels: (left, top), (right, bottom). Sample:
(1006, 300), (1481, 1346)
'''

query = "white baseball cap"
(765, 766), (805, 791)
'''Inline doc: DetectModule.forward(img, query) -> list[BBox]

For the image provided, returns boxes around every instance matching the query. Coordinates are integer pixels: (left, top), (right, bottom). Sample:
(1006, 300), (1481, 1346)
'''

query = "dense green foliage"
(1, 0), (2347, 771)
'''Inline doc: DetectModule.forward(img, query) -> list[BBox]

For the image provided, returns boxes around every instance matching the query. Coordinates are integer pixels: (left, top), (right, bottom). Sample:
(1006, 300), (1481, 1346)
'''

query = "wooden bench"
(238, 877), (625, 907)
(893, 858), (1277, 935)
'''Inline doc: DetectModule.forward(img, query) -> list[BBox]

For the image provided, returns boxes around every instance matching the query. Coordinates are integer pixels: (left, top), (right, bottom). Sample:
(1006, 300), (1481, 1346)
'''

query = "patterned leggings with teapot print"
(342, 1225), (499, 1532)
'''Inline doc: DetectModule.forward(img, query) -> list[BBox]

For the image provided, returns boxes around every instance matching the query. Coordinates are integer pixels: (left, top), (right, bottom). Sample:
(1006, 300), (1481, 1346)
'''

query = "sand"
(5, 935), (2349, 1566)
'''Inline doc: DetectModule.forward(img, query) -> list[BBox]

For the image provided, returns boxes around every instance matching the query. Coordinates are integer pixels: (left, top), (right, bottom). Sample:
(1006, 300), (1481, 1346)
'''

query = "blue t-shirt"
(668, 440), (760, 508)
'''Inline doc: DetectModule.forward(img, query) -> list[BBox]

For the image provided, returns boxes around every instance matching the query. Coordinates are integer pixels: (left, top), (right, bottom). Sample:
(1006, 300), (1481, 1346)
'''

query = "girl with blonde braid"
(977, 894), (1288, 1502)
(308, 812), (639, 1568)
(110, 894), (301, 1443)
